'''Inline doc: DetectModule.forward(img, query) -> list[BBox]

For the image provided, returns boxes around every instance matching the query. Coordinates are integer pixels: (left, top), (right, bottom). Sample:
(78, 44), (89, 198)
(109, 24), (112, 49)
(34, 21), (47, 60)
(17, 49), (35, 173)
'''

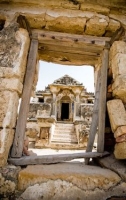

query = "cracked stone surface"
(0, 24), (30, 83)
(107, 99), (126, 133)
(114, 142), (126, 159)
(17, 162), (126, 200)
(0, 129), (14, 167)
(97, 154), (126, 182)
(0, 3), (122, 37)
(0, 165), (21, 197)
(18, 180), (126, 200)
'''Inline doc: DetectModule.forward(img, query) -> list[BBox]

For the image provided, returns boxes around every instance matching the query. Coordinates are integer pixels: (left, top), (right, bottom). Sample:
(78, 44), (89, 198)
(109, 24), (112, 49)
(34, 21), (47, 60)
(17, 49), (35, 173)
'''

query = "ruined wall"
(0, 1), (125, 165)
(0, 1), (126, 199)
(0, 1), (122, 37)
(0, 23), (30, 167)
(94, 41), (126, 157)
(93, 40), (126, 158)
(1, 0), (125, 65)
(107, 41), (126, 159)
(28, 103), (52, 119)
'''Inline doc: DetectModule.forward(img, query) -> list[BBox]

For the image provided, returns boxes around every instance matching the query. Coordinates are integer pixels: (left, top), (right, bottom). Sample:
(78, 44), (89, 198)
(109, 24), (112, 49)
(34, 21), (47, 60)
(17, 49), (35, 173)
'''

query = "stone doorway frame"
(9, 16), (124, 165)
(57, 95), (73, 122)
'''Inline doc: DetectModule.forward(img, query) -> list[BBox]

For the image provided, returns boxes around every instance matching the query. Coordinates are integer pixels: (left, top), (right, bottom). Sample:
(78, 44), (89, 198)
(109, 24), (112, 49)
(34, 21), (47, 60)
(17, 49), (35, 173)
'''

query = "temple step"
(51, 122), (78, 144)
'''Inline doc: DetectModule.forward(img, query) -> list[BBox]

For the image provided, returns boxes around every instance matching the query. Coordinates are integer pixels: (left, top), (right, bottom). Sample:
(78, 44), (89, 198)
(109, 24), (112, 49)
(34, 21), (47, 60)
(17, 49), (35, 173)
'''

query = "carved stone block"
(0, 78), (23, 95)
(0, 128), (14, 167)
(0, 91), (19, 128)
(0, 26), (30, 83)
(114, 142), (126, 159)
(85, 16), (108, 36)
(111, 54), (126, 80)
(25, 13), (46, 29)
(112, 75), (126, 103)
(109, 41), (126, 61)
(105, 19), (120, 36)
(107, 99), (126, 132)
(80, 3), (109, 15)
(46, 16), (86, 34)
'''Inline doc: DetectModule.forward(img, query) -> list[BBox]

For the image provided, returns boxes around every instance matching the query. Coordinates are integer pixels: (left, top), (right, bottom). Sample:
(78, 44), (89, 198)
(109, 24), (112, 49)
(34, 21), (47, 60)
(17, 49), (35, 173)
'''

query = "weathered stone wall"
(107, 99), (126, 159)
(93, 41), (126, 158)
(0, 23), (30, 167)
(110, 41), (126, 103)
(107, 41), (126, 159)
(0, 165), (21, 199)
(28, 103), (52, 119)
(0, 1), (124, 37)
(0, 1), (125, 164)
(16, 162), (126, 200)
(26, 121), (40, 141)
(0, 1), (126, 199)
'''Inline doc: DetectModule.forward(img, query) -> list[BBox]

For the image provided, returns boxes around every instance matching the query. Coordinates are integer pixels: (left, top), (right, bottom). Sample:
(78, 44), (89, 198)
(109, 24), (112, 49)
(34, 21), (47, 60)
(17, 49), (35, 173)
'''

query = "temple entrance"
(61, 103), (69, 120)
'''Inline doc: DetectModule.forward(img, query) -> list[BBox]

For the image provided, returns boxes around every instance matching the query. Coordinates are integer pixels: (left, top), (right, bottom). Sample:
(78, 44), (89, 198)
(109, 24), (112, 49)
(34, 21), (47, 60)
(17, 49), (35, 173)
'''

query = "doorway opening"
(61, 103), (69, 120)
(9, 27), (112, 164)
(25, 60), (95, 152)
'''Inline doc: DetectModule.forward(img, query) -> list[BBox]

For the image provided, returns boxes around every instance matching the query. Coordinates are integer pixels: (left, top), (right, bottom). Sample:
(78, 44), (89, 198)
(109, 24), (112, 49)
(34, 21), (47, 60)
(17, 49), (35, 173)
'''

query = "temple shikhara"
(0, 0), (126, 199)
(26, 74), (94, 148)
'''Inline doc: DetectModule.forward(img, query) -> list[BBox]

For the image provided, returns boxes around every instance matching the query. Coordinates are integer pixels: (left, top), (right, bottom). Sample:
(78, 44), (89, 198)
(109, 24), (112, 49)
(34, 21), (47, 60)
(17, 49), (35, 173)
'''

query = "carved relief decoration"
(53, 74), (82, 86)
(56, 89), (76, 101)
(80, 105), (93, 120)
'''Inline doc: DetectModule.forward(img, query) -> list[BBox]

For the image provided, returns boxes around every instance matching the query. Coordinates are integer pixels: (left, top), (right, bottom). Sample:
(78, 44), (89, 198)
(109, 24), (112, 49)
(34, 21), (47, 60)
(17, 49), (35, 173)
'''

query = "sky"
(36, 61), (95, 93)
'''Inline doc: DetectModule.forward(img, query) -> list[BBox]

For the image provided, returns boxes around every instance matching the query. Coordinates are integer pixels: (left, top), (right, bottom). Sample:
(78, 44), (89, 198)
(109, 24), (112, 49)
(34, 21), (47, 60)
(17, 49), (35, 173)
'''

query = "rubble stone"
(0, 165), (21, 197)
(0, 173), (16, 196)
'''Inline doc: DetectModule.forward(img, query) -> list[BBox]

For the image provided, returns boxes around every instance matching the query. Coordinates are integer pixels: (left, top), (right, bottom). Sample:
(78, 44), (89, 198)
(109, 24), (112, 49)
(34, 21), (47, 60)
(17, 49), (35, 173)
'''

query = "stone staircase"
(51, 122), (78, 145)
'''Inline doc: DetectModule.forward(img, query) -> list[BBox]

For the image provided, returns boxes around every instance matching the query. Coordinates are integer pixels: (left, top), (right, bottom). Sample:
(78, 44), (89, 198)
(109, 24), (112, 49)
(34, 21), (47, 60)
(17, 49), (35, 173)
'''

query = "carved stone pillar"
(52, 93), (56, 116)
(57, 101), (61, 120)
(50, 86), (60, 119)
(76, 93), (80, 102)
(55, 101), (57, 120)
(69, 102), (72, 120)
(73, 102), (76, 121)
(75, 94), (80, 116)
(72, 88), (82, 119)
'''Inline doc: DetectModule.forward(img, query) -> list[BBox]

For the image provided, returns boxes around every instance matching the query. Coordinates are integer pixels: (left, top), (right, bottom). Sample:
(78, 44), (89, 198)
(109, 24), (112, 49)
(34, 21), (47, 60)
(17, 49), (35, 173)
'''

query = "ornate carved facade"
(27, 74), (94, 148)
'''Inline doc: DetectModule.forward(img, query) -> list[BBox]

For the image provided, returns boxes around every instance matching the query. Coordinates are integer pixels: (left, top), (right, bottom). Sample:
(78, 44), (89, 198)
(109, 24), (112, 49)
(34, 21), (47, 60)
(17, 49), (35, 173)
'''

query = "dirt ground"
(29, 148), (96, 163)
